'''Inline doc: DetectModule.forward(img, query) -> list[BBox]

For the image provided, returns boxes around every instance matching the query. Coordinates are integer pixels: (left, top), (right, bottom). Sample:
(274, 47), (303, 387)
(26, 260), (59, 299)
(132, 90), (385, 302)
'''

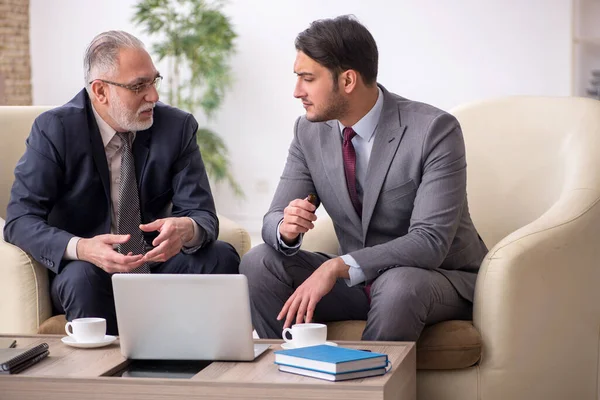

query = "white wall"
(30, 0), (572, 237)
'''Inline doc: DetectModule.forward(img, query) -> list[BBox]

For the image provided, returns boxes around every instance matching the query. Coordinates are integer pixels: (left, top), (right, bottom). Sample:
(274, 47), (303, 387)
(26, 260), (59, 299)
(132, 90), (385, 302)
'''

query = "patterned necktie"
(342, 127), (362, 217)
(343, 127), (371, 302)
(116, 132), (150, 273)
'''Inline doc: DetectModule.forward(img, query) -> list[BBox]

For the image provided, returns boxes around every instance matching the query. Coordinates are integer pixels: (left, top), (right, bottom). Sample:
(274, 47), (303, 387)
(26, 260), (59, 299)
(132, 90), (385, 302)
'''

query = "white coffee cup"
(282, 323), (327, 348)
(65, 317), (106, 343)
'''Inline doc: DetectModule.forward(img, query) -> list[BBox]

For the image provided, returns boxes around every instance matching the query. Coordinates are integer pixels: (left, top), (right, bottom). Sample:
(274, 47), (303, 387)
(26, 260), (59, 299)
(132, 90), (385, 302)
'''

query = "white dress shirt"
(63, 106), (202, 260)
(278, 87), (384, 286)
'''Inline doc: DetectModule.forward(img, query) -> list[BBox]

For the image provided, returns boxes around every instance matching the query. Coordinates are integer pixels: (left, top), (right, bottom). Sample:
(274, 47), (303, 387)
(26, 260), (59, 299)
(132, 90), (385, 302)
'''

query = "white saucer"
(61, 335), (117, 349)
(280, 341), (338, 350)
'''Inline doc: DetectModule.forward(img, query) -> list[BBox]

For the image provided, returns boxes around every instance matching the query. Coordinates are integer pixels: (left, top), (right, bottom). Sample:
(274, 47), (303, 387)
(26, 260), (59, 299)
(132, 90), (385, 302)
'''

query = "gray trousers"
(240, 244), (472, 341)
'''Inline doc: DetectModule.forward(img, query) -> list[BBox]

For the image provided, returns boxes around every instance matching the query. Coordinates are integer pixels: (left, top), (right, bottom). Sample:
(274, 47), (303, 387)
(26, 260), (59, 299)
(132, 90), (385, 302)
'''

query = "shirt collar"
(337, 86), (384, 141)
(91, 105), (136, 148)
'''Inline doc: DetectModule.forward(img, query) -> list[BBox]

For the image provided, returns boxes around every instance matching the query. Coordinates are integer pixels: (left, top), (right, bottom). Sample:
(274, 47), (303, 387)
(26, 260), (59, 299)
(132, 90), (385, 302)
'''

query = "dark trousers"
(51, 240), (239, 335)
(240, 244), (472, 341)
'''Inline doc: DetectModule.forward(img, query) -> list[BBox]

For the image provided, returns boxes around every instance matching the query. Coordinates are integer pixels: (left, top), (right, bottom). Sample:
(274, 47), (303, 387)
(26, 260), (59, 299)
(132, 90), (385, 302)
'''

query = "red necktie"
(343, 128), (372, 303)
(342, 127), (362, 217)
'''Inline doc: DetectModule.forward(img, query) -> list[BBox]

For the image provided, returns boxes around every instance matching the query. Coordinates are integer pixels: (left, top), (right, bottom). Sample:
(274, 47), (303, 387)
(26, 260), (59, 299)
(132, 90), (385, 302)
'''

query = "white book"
(278, 364), (387, 381)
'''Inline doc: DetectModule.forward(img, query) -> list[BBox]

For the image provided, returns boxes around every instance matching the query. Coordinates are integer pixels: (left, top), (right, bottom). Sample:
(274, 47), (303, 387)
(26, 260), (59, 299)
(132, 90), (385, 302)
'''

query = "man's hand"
(278, 257), (350, 329)
(139, 217), (195, 263)
(280, 197), (317, 245)
(77, 234), (145, 274)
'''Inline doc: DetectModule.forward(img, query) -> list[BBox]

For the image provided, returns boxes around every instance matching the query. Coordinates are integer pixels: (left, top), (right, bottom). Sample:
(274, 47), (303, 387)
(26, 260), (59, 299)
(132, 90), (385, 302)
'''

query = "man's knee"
(370, 267), (436, 316)
(53, 261), (109, 300)
(51, 261), (117, 333)
(212, 240), (240, 274)
(172, 240), (240, 275)
(239, 243), (279, 282)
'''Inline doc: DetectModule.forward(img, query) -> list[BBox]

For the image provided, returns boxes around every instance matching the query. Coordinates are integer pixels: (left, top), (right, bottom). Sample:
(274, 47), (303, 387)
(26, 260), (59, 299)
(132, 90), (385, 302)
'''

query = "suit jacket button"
(48, 261), (54, 267)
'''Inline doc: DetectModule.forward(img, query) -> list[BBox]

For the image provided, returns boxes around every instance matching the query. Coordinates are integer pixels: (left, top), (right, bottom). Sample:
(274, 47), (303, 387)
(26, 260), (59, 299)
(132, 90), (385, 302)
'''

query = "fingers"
(282, 205), (317, 232)
(98, 234), (131, 244)
(140, 219), (163, 232)
(286, 201), (317, 221)
(143, 240), (175, 263)
(289, 198), (317, 213)
(103, 250), (145, 271)
(279, 198), (319, 242)
(93, 242), (145, 273)
(305, 297), (317, 324)
(284, 295), (303, 329)
(296, 297), (309, 325)
(278, 294), (294, 321)
(283, 215), (315, 232)
(108, 252), (144, 266)
(151, 222), (174, 247)
(96, 257), (145, 274)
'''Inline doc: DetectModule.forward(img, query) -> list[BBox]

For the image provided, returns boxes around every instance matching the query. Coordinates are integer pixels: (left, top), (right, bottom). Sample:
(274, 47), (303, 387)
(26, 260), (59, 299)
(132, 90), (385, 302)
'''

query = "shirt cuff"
(183, 217), (205, 248)
(64, 237), (81, 260)
(341, 254), (367, 287)
(276, 219), (302, 255)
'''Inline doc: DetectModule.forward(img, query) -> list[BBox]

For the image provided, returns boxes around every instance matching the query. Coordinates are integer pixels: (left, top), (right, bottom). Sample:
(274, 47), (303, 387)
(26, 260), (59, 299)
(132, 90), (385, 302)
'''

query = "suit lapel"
(133, 129), (151, 191)
(320, 121), (362, 232)
(84, 96), (111, 202)
(361, 92), (407, 237)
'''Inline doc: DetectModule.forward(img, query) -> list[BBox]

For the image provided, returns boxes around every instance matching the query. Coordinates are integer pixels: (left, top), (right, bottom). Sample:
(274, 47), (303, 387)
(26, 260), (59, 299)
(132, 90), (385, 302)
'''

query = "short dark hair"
(295, 15), (378, 85)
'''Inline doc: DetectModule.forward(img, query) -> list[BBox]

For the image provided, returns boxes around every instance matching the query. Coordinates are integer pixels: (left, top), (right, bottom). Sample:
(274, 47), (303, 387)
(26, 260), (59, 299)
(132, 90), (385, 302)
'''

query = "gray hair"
(84, 30), (145, 92)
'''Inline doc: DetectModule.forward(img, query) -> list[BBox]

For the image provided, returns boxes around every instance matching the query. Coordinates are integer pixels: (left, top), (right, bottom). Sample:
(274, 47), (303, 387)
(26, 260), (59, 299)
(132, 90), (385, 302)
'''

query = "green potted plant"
(133, 0), (242, 195)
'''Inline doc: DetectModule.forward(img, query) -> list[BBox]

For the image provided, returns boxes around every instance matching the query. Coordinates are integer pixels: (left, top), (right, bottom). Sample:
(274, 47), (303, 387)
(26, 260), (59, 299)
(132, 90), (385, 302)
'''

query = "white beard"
(107, 87), (155, 132)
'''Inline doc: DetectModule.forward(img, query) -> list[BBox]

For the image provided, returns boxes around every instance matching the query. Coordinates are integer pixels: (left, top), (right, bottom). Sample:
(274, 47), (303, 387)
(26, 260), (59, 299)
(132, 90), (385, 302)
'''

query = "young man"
(4, 31), (239, 335)
(240, 16), (488, 341)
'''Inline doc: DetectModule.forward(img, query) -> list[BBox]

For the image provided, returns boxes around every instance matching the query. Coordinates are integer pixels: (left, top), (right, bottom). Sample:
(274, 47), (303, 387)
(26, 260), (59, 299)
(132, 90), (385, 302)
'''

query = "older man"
(4, 31), (239, 335)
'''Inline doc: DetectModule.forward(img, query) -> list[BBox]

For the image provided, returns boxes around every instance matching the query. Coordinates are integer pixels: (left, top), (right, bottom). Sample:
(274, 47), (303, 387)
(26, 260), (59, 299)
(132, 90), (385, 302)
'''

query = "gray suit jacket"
(262, 85), (487, 302)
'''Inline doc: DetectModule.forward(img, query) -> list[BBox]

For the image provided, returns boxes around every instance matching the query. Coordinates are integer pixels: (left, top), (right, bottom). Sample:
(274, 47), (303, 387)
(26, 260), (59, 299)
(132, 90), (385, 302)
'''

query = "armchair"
(0, 106), (251, 335)
(301, 97), (600, 400)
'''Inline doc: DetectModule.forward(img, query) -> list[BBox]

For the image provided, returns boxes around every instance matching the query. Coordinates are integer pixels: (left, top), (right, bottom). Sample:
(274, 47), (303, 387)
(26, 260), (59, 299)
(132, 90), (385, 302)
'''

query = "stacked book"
(274, 344), (389, 381)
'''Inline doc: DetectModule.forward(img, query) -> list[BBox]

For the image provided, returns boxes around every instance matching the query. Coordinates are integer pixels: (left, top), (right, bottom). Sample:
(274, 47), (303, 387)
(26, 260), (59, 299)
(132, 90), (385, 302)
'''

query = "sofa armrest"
(217, 214), (251, 258)
(0, 238), (52, 334)
(0, 214), (250, 335)
(473, 189), (600, 398)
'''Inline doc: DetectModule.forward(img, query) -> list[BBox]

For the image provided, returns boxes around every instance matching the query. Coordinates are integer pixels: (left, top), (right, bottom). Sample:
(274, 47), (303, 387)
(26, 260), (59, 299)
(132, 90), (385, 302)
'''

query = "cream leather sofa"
(0, 106), (251, 335)
(301, 97), (600, 400)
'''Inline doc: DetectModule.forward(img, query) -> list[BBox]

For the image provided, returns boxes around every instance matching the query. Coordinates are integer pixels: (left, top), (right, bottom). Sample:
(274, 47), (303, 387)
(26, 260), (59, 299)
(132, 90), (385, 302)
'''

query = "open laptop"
(112, 274), (270, 361)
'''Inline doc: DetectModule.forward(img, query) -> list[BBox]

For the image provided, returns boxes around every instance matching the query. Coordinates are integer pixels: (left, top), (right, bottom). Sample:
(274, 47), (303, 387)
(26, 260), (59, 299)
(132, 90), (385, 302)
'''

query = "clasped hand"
(77, 217), (194, 273)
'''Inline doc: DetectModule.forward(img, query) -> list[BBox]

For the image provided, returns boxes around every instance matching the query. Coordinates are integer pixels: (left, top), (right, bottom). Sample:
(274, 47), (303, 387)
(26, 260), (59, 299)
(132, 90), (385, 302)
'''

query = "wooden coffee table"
(0, 334), (415, 400)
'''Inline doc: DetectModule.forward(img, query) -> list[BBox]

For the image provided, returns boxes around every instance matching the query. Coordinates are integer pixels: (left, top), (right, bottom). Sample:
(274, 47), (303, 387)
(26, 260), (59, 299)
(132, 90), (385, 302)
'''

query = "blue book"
(274, 345), (388, 374)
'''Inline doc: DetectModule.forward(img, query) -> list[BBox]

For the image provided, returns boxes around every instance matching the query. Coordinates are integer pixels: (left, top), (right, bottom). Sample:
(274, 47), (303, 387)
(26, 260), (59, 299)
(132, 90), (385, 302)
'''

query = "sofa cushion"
(327, 320), (481, 370)
(38, 314), (67, 334)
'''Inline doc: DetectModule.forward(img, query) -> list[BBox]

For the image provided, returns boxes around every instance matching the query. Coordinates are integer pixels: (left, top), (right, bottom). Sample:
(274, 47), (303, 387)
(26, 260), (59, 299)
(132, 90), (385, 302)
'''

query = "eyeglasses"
(89, 75), (163, 95)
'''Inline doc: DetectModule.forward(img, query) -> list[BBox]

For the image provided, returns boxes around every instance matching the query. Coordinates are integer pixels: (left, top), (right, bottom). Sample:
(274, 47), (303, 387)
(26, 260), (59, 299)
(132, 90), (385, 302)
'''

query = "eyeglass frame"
(88, 74), (163, 95)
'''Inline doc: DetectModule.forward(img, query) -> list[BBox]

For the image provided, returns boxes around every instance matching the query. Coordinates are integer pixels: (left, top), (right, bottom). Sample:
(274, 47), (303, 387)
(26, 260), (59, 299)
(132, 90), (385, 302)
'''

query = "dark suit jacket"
(262, 85), (488, 302)
(4, 89), (218, 273)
